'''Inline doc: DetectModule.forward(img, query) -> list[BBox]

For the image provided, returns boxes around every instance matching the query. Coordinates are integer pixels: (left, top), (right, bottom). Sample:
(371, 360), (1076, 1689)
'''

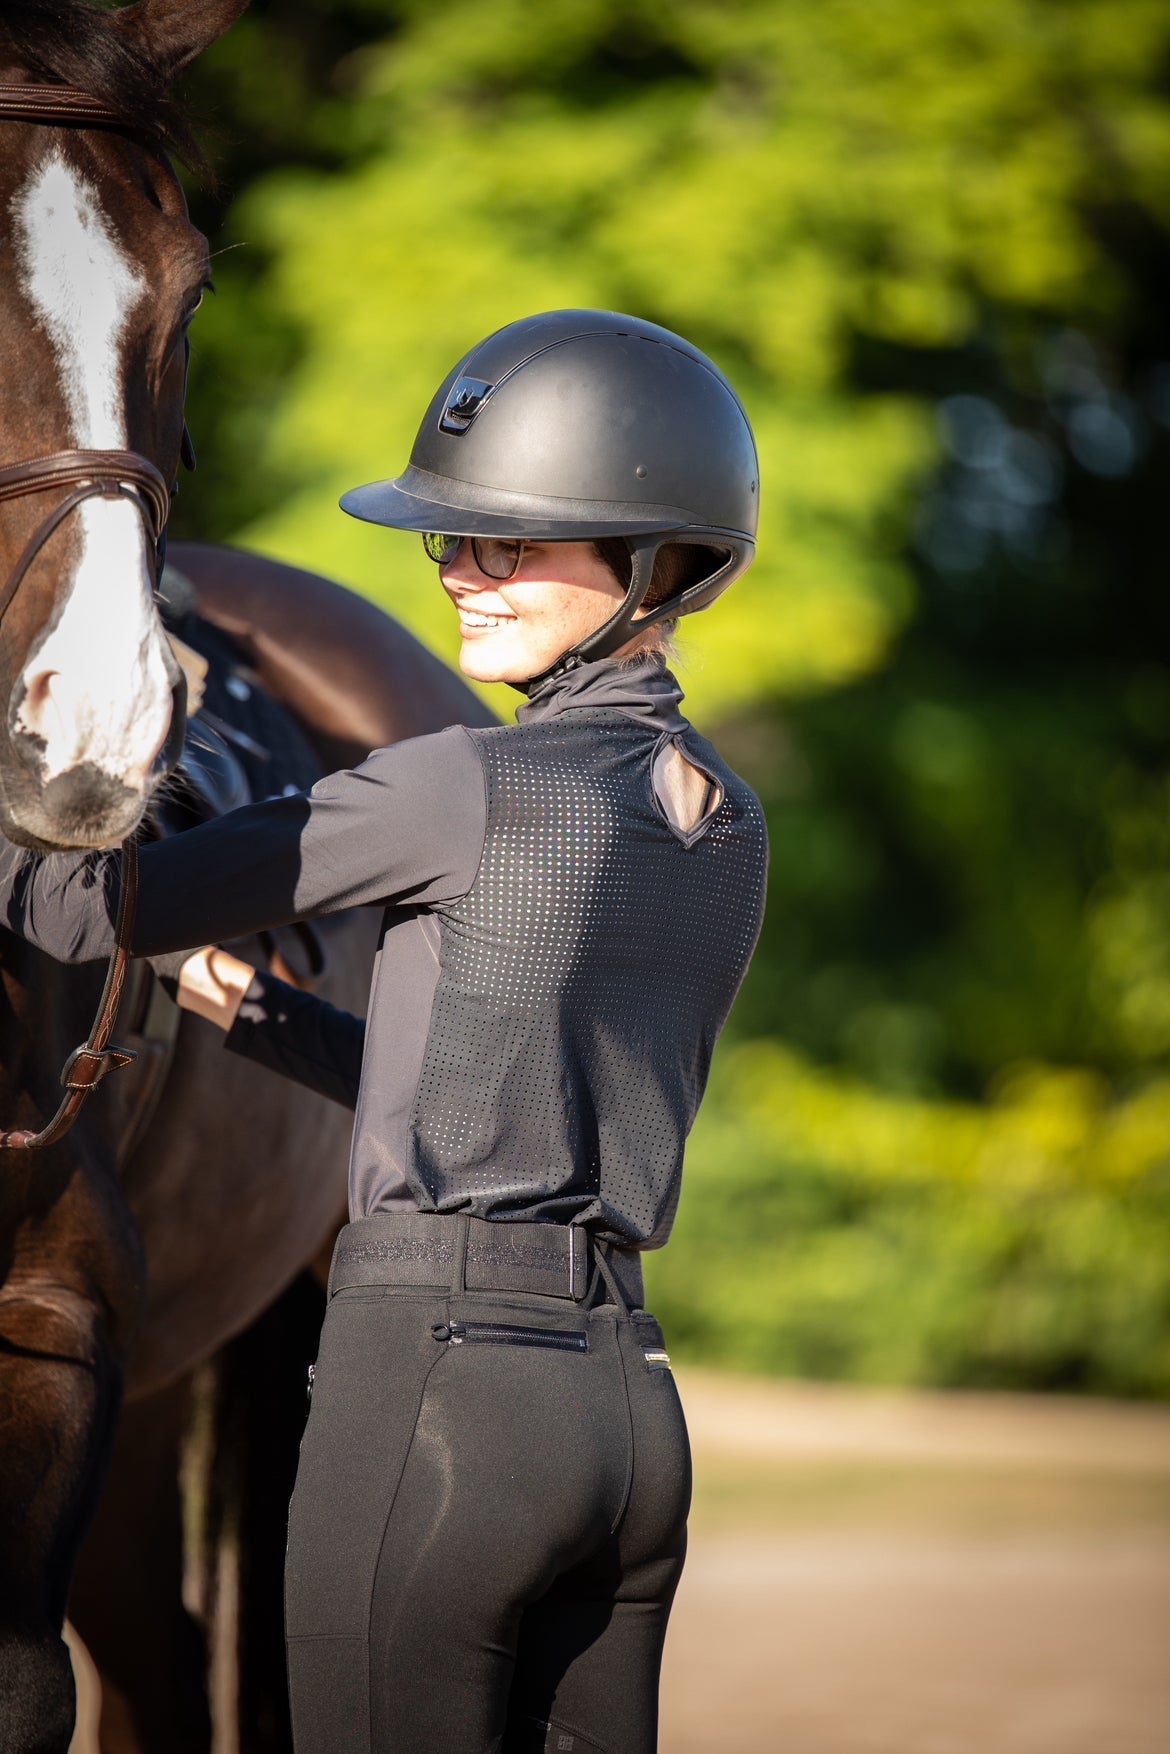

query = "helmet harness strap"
(523, 536), (744, 694)
(524, 535), (659, 693)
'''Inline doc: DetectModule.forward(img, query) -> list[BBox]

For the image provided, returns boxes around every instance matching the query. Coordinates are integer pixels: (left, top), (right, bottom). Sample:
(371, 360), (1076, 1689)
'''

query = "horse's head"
(0, 0), (249, 851)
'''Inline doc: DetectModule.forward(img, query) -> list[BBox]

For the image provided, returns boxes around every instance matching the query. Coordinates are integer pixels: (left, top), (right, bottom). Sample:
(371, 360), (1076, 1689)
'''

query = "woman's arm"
(0, 724), (487, 964)
(175, 947), (365, 1111)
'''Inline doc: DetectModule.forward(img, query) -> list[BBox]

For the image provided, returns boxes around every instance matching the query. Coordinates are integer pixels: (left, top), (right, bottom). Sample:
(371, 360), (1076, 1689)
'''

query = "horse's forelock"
(1, 0), (206, 174)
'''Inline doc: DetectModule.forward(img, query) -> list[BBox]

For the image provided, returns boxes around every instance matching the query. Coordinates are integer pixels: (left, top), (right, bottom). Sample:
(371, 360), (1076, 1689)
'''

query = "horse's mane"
(1, 0), (204, 169)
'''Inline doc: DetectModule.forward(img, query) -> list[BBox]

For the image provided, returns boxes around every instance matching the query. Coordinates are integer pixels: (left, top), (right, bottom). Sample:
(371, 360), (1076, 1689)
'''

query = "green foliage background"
(177, 0), (1170, 1394)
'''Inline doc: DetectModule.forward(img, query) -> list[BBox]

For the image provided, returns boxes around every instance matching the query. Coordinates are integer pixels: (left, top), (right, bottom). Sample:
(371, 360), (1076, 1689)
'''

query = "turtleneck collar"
(517, 652), (688, 730)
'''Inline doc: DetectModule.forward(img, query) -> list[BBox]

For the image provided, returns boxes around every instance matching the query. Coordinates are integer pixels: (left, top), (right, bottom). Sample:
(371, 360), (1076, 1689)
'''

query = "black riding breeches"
(284, 1273), (690, 1754)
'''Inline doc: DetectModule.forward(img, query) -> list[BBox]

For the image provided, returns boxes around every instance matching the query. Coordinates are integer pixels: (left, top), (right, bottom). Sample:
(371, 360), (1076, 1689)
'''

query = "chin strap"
(518, 533), (747, 695)
(522, 537), (661, 695)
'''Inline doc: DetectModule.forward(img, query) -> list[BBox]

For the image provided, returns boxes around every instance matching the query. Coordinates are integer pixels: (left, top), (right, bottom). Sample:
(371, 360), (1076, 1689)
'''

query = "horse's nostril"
(20, 668), (59, 736)
(14, 670), (80, 774)
(13, 646), (175, 788)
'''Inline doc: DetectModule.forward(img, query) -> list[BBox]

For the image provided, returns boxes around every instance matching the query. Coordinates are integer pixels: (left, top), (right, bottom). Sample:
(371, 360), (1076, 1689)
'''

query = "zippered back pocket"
(434, 1320), (587, 1353)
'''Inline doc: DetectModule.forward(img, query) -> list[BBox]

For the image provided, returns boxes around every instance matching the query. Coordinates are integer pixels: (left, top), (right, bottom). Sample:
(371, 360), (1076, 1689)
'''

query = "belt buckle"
(569, 1227), (588, 1302)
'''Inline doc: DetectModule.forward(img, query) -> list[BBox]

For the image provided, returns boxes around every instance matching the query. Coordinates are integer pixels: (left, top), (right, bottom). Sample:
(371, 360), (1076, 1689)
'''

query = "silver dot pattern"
(407, 710), (768, 1246)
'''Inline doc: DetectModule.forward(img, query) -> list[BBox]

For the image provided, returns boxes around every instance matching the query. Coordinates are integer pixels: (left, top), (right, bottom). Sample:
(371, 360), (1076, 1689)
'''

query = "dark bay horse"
(0, 4), (490, 1750)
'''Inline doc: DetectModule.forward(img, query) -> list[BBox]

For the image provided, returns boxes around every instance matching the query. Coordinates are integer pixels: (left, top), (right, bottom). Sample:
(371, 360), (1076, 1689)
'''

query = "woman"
(5, 309), (768, 1753)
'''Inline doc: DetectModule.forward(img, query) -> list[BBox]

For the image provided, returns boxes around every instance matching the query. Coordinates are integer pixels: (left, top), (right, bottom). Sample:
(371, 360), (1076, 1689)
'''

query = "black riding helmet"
(340, 309), (759, 681)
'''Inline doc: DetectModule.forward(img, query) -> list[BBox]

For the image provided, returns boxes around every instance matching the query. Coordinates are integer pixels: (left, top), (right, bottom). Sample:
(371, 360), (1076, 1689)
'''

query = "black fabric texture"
(285, 1248), (689, 1754)
(409, 708), (767, 1244)
(0, 721), (486, 960)
(226, 972), (363, 1110)
(519, 651), (687, 730)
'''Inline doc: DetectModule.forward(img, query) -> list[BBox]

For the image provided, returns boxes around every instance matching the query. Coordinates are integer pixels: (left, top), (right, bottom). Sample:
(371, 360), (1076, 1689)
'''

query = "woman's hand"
(174, 946), (255, 1032)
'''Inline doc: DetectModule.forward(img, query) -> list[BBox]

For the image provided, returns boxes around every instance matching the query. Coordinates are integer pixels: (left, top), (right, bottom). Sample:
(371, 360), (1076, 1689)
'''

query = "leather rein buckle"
(61, 1044), (139, 1093)
(0, 841), (139, 1153)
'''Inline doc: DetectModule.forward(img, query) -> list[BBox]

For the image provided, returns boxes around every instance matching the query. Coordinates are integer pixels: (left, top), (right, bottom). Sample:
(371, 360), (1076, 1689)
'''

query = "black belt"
(328, 1212), (644, 1308)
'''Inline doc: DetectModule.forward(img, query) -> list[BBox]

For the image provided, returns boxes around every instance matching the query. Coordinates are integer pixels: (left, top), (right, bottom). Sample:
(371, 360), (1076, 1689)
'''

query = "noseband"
(0, 84), (182, 1152)
(0, 451), (171, 622)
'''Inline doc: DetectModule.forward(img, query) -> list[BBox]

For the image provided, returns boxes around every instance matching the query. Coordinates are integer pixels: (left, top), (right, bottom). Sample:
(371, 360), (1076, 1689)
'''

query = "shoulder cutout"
(652, 739), (724, 840)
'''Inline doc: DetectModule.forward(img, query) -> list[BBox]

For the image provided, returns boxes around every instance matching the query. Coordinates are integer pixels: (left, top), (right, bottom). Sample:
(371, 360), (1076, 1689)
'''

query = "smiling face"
(439, 539), (629, 684)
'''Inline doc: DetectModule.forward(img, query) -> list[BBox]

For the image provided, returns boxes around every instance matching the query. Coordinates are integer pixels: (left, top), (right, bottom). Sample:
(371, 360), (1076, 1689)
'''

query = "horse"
(0, 4), (491, 1750)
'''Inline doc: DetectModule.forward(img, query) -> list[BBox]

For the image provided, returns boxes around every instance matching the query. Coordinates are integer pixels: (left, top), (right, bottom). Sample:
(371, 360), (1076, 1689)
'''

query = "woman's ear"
(112, 0), (251, 83)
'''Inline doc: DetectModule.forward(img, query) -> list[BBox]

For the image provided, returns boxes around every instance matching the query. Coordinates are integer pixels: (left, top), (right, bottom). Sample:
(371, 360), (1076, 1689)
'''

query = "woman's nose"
(442, 544), (486, 586)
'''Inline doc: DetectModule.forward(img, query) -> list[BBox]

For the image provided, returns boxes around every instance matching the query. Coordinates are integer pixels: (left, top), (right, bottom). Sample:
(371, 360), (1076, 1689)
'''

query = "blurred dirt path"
(660, 1371), (1170, 1754)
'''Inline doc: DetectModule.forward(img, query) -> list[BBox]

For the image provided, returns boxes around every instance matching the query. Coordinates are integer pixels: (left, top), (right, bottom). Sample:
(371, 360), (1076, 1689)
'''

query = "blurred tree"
(173, 0), (410, 533)
(171, 0), (1170, 1390)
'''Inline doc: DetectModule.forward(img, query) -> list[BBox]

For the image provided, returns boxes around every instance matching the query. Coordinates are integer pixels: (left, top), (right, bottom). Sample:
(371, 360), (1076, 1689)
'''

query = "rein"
(0, 83), (181, 1150)
(0, 841), (138, 1151)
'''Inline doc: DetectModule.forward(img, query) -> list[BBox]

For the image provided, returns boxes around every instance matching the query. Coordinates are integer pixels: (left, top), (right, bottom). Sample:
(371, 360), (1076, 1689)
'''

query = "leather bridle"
(0, 84), (182, 1150)
(0, 450), (171, 622)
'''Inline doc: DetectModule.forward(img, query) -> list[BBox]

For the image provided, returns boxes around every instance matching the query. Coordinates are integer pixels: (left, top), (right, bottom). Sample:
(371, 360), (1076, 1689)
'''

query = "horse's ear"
(113, 0), (252, 82)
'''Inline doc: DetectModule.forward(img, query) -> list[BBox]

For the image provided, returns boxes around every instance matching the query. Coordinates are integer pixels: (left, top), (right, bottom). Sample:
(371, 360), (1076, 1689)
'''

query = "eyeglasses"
(421, 533), (528, 580)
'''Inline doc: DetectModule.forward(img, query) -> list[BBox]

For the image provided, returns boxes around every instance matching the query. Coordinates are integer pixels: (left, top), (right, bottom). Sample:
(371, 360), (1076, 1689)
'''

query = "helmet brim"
(339, 465), (749, 543)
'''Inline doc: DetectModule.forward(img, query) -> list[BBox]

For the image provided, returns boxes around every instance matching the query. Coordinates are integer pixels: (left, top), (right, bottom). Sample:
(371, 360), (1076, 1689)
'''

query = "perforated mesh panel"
(406, 711), (767, 1246)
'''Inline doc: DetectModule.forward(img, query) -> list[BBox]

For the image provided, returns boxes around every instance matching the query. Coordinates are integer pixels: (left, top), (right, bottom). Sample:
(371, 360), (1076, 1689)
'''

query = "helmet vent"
(440, 376), (496, 434)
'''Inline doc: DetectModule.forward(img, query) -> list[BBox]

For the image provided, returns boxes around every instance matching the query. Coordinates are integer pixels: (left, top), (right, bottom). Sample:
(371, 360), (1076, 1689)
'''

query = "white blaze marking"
(11, 148), (173, 787)
(16, 146), (144, 449)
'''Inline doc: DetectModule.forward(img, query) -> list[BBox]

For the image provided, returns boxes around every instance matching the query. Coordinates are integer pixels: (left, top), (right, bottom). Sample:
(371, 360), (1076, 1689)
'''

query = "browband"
(0, 83), (127, 128)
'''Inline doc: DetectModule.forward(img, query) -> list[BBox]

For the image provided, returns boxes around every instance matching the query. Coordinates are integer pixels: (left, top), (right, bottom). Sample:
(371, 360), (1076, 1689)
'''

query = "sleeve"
(224, 971), (365, 1111)
(0, 725), (488, 963)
